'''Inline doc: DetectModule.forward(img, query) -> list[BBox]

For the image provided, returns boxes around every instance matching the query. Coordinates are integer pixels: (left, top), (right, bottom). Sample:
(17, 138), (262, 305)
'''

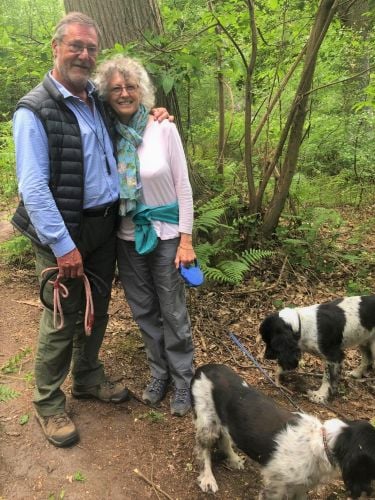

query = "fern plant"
(193, 193), (274, 285)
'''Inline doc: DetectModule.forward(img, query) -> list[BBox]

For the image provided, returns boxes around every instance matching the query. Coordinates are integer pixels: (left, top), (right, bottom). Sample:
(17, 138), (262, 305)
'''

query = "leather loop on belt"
(83, 200), (119, 217)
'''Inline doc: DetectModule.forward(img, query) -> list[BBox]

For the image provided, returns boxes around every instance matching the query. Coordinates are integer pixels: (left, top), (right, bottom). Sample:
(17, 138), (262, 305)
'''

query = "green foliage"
(0, 385), (20, 402)
(201, 249), (274, 285)
(1, 347), (32, 374)
(48, 491), (65, 500)
(23, 372), (34, 383)
(194, 193), (274, 284)
(48, 492), (65, 500)
(290, 172), (375, 208)
(73, 471), (86, 482)
(277, 207), (343, 271)
(0, 235), (34, 267)
(0, 0), (64, 119)
(19, 414), (29, 425)
(346, 280), (372, 296)
(136, 410), (165, 423)
(0, 121), (17, 199)
(0, 0), (374, 282)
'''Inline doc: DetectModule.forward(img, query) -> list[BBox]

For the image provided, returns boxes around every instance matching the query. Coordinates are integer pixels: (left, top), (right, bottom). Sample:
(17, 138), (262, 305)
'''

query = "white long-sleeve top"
(117, 119), (193, 241)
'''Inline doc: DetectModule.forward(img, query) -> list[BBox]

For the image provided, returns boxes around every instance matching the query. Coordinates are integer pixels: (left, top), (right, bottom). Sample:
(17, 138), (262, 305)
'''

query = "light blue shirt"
(13, 74), (119, 257)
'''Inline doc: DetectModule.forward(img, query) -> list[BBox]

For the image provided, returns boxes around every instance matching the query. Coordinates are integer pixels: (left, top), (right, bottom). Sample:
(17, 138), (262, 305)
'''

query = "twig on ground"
(0, 374), (26, 381)
(13, 299), (42, 308)
(134, 468), (174, 500)
(193, 326), (207, 352)
(151, 454), (162, 500)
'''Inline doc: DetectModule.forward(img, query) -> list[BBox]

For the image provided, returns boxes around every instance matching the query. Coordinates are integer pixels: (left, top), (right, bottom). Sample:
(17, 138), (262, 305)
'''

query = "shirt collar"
(49, 71), (96, 100)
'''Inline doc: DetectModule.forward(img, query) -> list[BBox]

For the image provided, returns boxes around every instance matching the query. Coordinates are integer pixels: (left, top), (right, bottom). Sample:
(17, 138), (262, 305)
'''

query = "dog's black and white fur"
(192, 363), (375, 499)
(259, 295), (375, 403)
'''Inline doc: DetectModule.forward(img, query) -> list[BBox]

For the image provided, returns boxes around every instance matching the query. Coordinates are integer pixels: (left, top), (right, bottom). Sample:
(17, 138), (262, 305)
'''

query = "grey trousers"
(117, 237), (194, 389)
(32, 212), (117, 416)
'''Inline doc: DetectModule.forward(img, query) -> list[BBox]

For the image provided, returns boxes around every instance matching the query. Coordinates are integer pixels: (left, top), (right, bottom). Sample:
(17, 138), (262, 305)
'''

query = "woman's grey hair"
(52, 12), (101, 43)
(94, 56), (155, 110)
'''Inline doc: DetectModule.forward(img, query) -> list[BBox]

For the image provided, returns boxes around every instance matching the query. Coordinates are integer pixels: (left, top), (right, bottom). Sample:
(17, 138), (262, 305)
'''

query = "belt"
(83, 201), (119, 218)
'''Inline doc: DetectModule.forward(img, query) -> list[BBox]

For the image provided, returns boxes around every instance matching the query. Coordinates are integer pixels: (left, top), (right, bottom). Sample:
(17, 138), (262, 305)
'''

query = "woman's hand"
(151, 107), (174, 122)
(174, 234), (196, 269)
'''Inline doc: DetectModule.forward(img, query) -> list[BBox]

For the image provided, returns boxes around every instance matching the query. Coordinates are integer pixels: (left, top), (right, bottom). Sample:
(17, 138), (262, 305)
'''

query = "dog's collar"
(321, 427), (336, 467)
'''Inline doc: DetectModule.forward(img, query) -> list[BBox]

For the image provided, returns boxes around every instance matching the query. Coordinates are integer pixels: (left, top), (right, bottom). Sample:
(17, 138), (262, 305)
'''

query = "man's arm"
(13, 108), (83, 277)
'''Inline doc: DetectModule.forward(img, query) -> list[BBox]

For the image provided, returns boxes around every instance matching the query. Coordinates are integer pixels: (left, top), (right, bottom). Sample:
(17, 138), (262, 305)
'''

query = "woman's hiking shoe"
(170, 388), (192, 416)
(72, 379), (130, 403)
(35, 412), (79, 447)
(142, 377), (169, 406)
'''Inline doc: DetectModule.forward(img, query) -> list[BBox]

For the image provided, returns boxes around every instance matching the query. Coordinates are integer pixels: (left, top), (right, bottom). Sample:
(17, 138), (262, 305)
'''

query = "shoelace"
(49, 413), (70, 428)
(174, 388), (190, 403)
(40, 267), (94, 336)
(102, 380), (116, 390)
(148, 378), (166, 393)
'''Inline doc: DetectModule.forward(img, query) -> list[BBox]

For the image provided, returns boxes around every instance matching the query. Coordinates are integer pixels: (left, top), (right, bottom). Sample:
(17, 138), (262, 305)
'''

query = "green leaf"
(0, 385), (20, 402)
(161, 74), (175, 95)
(73, 471), (86, 482)
(19, 414), (30, 425)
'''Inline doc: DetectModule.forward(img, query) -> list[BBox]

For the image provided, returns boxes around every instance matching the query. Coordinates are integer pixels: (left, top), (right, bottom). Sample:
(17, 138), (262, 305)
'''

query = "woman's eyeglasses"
(110, 85), (138, 96)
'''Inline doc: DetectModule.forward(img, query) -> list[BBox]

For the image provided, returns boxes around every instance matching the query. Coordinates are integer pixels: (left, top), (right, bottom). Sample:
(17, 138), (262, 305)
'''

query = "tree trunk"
(63, 0), (163, 47)
(261, 0), (339, 237)
(217, 26), (225, 177)
(244, 0), (257, 213)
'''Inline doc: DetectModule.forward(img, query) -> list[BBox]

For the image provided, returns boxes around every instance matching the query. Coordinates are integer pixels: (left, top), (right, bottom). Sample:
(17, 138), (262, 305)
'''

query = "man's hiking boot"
(142, 377), (169, 406)
(170, 387), (192, 417)
(35, 411), (79, 447)
(72, 379), (130, 403)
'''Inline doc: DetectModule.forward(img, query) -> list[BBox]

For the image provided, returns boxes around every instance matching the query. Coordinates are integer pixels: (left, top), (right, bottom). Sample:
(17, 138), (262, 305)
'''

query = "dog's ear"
(260, 315), (279, 359)
(270, 328), (301, 370)
(259, 315), (272, 339)
(337, 421), (375, 498)
(341, 453), (375, 498)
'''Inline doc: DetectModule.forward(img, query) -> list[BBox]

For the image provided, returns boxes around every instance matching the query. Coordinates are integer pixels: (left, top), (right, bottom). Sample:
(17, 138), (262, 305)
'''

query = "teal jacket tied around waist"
(132, 201), (179, 255)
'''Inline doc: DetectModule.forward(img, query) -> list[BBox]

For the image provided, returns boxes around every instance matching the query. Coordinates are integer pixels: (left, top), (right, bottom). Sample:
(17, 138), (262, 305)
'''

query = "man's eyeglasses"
(60, 41), (98, 56)
(110, 85), (138, 96)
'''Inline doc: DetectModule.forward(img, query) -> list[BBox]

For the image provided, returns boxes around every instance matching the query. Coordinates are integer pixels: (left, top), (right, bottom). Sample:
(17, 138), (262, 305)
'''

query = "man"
(12, 12), (169, 448)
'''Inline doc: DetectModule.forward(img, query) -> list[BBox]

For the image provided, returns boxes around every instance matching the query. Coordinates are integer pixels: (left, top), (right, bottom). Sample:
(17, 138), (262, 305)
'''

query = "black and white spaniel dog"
(191, 363), (375, 499)
(259, 295), (375, 403)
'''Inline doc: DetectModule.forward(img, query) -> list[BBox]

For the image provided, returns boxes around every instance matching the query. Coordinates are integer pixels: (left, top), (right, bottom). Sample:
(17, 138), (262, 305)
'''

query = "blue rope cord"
(229, 331), (301, 411)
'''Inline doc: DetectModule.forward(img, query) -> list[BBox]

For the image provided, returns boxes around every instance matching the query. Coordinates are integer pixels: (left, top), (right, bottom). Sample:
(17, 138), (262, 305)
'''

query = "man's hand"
(151, 107), (174, 123)
(56, 248), (83, 279)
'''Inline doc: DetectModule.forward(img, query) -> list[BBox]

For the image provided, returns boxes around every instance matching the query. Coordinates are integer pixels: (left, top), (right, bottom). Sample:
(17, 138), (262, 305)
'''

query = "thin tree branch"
(253, 44), (308, 148)
(303, 64), (374, 97)
(134, 468), (174, 500)
(207, 1), (248, 68)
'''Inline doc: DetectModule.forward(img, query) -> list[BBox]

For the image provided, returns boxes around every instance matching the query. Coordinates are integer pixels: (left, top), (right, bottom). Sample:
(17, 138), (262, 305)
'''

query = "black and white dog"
(259, 295), (375, 403)
(191, 363), (375, 499)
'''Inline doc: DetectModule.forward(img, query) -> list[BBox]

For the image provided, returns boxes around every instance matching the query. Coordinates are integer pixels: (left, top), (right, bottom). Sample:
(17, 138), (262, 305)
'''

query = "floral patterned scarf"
(115, 104), (149, 216)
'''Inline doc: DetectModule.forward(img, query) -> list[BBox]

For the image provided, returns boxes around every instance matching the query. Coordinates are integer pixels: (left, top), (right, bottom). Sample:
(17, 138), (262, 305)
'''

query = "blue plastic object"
(179, 260), (204, 287)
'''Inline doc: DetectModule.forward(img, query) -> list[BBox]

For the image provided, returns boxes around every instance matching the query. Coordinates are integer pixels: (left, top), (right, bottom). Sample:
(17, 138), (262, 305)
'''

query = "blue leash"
(229, 332), (301, 411)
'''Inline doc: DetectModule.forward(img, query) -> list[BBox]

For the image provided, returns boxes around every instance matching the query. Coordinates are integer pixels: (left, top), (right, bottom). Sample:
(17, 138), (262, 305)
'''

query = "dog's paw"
(349, 367), (364, 379)
(307, 389), (328, 404)
(198, 471), (219, 493)
(225, 454), (245, 470)
(349, 367), (372, 379)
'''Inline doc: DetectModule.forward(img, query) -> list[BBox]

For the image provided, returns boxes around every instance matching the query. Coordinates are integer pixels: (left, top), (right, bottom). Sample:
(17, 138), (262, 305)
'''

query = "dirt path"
(0, 266), (263, 500)
(0, 206), (374, 500)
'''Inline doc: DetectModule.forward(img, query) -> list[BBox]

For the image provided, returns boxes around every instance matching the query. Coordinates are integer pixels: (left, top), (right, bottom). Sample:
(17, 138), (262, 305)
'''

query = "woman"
(95, 56), (196, 416)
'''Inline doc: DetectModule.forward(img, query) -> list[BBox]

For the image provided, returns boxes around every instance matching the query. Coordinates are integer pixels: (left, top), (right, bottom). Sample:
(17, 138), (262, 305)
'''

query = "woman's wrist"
(179, 244), (194, 250)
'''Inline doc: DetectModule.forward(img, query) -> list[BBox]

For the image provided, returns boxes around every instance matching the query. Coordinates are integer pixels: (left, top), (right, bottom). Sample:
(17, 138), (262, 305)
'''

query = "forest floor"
(0, 205), (374, 500)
